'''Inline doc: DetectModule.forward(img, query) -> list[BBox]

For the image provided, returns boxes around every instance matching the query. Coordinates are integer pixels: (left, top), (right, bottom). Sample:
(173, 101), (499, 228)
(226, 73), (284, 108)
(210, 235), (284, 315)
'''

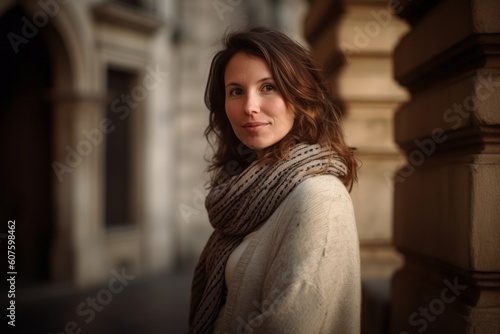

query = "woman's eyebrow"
(225, 77), (274, 88)
(257, 77), (273, 83)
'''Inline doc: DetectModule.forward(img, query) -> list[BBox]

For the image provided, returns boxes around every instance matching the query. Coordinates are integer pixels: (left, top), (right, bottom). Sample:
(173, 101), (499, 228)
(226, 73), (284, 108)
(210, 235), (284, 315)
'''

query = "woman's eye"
(262, 84), (275, 92)
(229, 88), (243, 96)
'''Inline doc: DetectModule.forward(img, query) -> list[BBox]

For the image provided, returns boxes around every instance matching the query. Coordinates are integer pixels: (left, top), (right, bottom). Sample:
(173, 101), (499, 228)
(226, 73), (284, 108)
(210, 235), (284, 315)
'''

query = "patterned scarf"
(188, 143), (347, 333)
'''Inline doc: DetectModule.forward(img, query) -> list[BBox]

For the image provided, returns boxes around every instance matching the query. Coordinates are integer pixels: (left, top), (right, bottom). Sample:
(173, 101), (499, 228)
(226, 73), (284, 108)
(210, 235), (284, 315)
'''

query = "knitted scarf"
(188, 143), (347, 333)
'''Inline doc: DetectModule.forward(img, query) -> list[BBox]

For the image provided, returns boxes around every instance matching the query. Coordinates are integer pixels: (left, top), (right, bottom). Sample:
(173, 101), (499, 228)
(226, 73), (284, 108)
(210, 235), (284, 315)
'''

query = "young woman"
(189, 27), (360, 334)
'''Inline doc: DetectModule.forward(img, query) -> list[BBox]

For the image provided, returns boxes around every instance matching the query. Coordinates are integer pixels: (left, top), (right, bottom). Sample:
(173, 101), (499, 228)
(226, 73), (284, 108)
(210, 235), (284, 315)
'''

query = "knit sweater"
(212, 174), (361, 334)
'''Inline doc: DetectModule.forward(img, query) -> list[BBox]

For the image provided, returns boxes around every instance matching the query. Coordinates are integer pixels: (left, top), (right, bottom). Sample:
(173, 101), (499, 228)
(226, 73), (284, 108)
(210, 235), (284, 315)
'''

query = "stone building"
(305, 0), (500, 333)
(1, 0), (178, 286)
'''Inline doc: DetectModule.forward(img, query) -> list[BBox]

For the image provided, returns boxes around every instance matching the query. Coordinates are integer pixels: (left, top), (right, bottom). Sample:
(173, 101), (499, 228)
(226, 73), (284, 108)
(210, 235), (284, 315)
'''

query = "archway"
(0, 4), (54, 285)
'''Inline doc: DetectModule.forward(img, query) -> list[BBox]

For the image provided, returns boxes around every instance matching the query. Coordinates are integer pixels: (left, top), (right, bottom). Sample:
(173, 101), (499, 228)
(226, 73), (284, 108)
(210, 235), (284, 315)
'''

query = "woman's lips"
(242, 122), (269, 132)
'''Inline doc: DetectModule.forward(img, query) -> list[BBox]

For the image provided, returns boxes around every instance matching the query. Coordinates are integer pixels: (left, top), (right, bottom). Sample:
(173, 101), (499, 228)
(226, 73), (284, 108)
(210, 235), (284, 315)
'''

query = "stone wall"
(391, 0), (500, 332)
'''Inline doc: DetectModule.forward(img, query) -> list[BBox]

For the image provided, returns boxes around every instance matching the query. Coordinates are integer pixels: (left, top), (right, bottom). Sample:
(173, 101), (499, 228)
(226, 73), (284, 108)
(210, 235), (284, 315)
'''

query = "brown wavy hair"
(205, 26), (357, 188)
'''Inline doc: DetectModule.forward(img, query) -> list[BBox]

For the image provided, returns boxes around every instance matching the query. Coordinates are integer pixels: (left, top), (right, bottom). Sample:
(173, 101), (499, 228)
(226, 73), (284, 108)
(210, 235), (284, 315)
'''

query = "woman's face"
(224, 52), (294, 159)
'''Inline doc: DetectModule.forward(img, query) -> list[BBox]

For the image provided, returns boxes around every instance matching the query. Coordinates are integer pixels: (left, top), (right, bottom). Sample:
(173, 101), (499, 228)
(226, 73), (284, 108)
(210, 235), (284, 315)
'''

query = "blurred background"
(1, 0), (499, 333)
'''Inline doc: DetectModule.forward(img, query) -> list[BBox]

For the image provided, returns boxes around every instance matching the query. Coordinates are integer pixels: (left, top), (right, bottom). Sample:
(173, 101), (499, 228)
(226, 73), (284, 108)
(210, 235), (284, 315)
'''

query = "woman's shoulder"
(266, 174), (357, 262)
(288, 174), (351, 205)
(274, 174), (354, 225)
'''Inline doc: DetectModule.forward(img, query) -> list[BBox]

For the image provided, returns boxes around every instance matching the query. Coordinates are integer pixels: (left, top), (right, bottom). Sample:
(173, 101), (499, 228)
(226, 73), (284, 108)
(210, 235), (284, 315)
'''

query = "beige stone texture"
(390, 0), (500, 332)
(310, 0), (410, 279)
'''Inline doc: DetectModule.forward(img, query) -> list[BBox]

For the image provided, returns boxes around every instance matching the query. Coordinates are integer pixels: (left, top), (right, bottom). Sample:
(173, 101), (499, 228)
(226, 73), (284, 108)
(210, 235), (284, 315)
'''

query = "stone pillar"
(305, 0), (407, 276)
(391, 0), (500, 333)
(51, 95), (108, 285)
(336, 0), (408, 279)
(305, 1), (409, 333)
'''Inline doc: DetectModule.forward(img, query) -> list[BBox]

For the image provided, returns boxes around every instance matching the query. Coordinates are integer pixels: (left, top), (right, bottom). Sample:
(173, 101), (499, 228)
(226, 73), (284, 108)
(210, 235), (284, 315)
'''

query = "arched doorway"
(0, 4), (54, 285)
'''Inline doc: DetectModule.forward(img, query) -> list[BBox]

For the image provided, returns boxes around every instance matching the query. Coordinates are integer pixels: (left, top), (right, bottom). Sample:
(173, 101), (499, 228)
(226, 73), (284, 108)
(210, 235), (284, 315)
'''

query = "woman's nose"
(243, 93), (259, 115)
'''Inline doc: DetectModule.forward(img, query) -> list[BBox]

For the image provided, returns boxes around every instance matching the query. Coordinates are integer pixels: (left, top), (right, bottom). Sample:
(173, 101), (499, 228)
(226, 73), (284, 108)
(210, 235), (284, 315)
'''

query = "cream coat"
(213, 175), (361, 334)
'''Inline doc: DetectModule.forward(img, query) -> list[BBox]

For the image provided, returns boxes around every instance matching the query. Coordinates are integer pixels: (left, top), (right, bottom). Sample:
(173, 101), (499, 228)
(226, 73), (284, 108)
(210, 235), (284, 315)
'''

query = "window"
(105, 68), (136, 227)
(112, 0), (153, 11)
(114, 0), (141, 8)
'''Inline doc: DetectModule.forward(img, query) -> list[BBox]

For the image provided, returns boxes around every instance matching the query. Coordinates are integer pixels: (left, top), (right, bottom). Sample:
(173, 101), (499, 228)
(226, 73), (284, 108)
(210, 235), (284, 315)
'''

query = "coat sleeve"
(247, 176), (361, 334)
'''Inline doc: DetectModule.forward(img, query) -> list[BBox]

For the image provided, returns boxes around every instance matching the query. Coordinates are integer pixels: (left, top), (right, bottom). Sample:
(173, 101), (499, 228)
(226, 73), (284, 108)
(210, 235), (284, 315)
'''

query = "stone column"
(305, 0), (408, 277)
(51, 94), (108, 285)
(335, 0), (408, 280)
(391, 0), (500, 333)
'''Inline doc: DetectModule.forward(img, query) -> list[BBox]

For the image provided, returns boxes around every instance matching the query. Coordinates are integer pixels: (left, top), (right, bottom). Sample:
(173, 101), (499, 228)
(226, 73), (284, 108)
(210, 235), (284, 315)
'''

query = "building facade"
(305, 0), (500, 333)
(1, 0), (178, 286)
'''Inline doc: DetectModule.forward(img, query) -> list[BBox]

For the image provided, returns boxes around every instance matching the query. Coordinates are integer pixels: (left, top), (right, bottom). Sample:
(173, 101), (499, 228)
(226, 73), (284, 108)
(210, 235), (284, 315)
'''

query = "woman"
(189, 27), (360, 334)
